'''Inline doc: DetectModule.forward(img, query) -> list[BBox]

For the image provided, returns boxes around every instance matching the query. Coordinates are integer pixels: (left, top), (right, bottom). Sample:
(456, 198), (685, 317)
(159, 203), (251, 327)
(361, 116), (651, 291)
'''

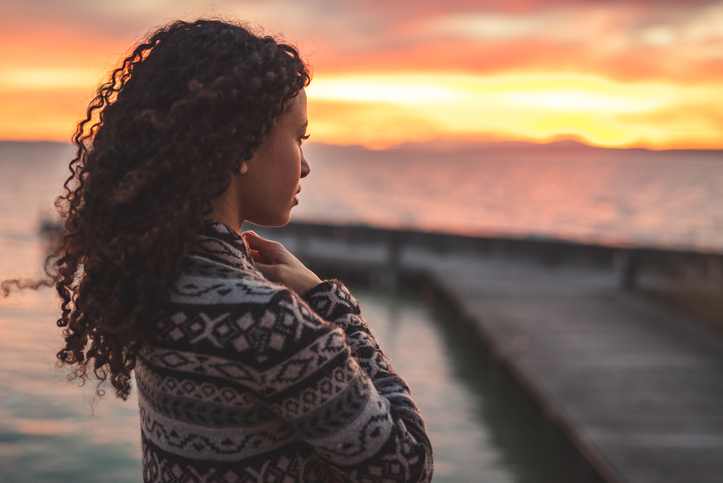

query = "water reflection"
(0, 289), (142, 483)
(351, 286), (604, 483)
(354, 288), (517, 482)
(298, 142), (723, 252)
(1, 276), (598, 482)
(0, 140), (624, 481)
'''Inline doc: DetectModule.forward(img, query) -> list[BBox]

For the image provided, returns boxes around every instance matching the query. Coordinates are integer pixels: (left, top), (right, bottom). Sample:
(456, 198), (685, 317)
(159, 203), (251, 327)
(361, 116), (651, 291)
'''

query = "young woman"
(42, 19), (432, 482)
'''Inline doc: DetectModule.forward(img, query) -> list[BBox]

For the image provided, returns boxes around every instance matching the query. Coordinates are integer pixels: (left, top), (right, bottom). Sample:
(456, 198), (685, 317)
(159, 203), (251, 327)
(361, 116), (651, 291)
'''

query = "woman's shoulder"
(169, 253), (288, 307)
(150, 259), (341, 368)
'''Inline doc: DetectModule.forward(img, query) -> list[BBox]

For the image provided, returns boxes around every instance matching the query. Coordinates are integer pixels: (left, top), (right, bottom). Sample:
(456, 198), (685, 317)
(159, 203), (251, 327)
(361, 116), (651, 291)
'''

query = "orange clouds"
(0, 90), (91, 141)
(312, 2), (723, 83)
(0, 0), (722, 148)
(306, 74), (723, 149)
(0, 34), (120, 141)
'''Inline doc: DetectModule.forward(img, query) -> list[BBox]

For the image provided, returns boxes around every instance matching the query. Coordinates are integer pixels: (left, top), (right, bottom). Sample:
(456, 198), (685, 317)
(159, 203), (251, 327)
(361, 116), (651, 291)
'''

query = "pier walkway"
(263, 224), (723, 483)
(407, 250), (723, 483)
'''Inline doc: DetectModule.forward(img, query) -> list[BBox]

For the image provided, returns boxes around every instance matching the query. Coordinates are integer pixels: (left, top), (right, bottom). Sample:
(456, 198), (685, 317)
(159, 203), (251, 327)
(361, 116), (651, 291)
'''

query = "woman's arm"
(264, 288), (433, 482)
(303, 280), (429, 448)
(242, 231), (433, 482)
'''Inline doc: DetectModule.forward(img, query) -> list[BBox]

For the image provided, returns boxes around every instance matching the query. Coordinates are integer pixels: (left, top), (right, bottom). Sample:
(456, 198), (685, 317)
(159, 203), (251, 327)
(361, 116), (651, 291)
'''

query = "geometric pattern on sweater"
(191, 226), (262, 280)
(289, 375), (372, 439)
(135, 363), (276, 429)
(135, 220), (433, 482)
(301, 281), (431, 472)
(141, 435), (422, 483)
(139, 402), (297, 461)
(135, 357), (260, 408)
(140, 328), (346, 397)
(268, 358), (357, 420)
(160, 293), (334, 365)
(142, 436), (339, 483)
(169, 267), (282, 305)
(304, 284), (396, 387)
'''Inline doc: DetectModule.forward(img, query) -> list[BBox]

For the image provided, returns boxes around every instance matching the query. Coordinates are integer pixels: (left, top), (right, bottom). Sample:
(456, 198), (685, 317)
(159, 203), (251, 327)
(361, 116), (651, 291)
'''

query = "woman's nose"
(300, 152), (310, 178)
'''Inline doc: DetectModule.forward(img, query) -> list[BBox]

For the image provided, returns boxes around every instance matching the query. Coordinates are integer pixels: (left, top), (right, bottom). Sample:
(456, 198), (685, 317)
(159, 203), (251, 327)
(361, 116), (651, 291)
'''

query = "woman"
(41, 19), (432, 482)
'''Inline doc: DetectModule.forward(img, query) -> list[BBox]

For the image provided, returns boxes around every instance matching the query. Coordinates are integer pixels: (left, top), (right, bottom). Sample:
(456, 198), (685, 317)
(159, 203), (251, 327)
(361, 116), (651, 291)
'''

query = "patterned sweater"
(135, 220), (433, 482)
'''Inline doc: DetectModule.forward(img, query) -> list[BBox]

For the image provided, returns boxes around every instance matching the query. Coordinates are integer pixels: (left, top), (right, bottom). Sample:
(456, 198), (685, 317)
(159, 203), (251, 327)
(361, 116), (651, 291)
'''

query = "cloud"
(616, 98), (723, 149)
(305, 72), (723, 149)
(423, 11), (569, 41)
(1, 0), (722, 147)
(0, 67), (97, 91)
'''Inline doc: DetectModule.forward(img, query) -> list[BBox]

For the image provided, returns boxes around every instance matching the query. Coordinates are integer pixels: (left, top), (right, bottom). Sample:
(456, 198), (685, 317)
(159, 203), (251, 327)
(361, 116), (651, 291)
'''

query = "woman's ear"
(240, 162), (248, 174)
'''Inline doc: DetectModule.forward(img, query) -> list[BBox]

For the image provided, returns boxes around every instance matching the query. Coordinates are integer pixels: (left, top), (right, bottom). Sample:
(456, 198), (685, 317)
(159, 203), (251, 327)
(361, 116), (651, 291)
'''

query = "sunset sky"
(1, 0), (722, 149)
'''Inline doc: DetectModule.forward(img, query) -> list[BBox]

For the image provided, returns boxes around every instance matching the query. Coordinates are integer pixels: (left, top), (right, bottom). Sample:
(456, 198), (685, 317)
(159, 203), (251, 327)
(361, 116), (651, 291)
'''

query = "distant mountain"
(384, 138), (723, 156)
(2, 138), (720, 161)
(303, 139), (723, 166)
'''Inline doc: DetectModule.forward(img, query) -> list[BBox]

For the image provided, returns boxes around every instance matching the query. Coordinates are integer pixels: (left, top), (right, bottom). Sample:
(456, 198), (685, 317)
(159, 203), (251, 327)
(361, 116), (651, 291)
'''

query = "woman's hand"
(242, 231), (322, 296)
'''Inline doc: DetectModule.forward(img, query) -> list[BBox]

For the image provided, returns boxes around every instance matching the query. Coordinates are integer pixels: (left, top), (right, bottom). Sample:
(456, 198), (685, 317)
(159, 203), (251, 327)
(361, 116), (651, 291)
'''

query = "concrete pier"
(415, 254), (723, 483)
(257, 221), (723, 483)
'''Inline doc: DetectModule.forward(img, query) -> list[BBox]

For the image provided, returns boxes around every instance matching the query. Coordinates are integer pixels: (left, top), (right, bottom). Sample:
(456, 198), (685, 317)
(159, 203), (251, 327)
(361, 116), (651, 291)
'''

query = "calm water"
(297, 141), (723, 252)
(1, 141), (722, 257)
(1, 140), (721, 481)
(0, 141), (541, 482)
(0, 279), (532, 481)
(0, 282), (576, 482)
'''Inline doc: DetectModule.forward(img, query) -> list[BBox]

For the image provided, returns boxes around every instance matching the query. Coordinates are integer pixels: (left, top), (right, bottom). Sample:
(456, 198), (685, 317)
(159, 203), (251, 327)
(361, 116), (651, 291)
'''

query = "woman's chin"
(248, 212), (292, 228)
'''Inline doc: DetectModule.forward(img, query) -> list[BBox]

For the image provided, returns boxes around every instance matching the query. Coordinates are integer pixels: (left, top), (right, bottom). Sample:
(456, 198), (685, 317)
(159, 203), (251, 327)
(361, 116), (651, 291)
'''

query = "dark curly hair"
(13, 19), (310, 400)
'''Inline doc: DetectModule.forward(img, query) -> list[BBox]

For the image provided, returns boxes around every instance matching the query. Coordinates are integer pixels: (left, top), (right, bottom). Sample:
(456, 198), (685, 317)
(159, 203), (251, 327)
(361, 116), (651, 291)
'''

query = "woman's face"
(237, 89), (310, 227)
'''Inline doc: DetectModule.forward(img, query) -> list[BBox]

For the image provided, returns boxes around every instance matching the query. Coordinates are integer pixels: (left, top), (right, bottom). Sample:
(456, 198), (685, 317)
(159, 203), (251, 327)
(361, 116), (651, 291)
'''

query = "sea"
(1, 140), (722, 482)
(297, 140), (723, 252)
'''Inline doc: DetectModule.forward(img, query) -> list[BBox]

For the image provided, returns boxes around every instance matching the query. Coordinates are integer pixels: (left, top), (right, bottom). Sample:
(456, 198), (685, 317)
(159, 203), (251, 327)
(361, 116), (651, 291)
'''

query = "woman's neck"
(207, 190), (243, 233)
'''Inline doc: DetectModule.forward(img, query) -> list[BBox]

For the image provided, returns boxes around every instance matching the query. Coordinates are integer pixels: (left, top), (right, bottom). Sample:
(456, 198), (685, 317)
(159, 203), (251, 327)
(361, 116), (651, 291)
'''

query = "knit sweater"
(135, 220), (433, 482)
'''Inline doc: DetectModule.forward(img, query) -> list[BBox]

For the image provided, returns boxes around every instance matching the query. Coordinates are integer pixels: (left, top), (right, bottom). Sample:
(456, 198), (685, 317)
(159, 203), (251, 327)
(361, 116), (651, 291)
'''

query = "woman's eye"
(299, 134), (310, 145)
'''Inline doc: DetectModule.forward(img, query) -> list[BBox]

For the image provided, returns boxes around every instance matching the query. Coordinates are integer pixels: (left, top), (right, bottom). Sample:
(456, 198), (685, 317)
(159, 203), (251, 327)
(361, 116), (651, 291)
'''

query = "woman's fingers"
(242, 231), (268, 252)
(241, 230), (321, 296)
(242, 231), (282, 264)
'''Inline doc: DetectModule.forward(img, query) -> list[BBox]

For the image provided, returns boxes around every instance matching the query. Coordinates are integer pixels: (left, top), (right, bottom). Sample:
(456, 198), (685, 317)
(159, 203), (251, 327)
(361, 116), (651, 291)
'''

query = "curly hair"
(34, 19), (310, 400)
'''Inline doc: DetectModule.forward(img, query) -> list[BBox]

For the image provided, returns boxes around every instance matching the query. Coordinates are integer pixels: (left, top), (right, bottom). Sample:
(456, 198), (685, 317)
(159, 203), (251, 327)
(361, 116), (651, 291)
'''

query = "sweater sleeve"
(261, 282), (433, 483)
(302, 280), (428, 443)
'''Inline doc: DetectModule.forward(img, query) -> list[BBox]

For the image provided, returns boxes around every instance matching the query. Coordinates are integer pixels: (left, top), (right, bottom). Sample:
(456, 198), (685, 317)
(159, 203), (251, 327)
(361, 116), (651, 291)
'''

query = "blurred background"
(1, 1), (722, 482)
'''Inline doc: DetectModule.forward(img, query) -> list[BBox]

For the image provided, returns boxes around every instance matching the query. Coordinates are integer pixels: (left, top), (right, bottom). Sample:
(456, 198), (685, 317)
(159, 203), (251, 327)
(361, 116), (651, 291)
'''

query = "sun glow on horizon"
(306, 73), (719, 149)
(0, 67), (101, 91)
(307, 73), (673, 110)
(1, 0), (723, 150)
(1, 66), (721, 150)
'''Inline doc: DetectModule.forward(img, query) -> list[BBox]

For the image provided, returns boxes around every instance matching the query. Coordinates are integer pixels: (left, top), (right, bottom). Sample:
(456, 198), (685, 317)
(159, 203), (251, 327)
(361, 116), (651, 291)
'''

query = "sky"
(1, 0), (722, 149)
